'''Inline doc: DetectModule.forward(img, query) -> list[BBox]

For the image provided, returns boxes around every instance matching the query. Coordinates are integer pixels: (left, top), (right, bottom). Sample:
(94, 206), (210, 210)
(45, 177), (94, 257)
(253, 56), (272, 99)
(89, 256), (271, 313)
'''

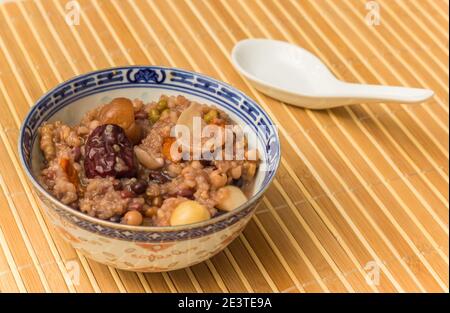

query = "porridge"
(38, 95), (259, 227)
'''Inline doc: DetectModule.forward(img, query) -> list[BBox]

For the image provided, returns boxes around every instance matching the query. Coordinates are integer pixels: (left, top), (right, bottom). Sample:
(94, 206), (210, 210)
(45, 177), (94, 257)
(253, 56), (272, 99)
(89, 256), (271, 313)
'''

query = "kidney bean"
(148, 170), (171, 184)
(131, 180), (148, 194)
(128, 201), (144, 211)
(176, 188), (195, 199)
(120, 189), (135, 198)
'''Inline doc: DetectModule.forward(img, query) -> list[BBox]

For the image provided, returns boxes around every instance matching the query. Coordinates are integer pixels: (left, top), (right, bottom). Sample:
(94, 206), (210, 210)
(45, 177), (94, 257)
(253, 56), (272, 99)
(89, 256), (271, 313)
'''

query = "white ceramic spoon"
(231, 39), (434, 109)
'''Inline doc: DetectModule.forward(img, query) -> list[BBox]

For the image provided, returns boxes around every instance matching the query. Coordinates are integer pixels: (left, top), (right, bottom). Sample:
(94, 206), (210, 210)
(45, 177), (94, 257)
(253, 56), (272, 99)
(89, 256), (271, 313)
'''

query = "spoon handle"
(338, 82), (434, 104)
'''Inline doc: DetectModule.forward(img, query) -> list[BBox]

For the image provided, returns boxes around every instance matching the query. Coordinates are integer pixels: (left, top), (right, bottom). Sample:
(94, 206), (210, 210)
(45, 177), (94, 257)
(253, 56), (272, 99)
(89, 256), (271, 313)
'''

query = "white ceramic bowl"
(19, 66), (280, 272)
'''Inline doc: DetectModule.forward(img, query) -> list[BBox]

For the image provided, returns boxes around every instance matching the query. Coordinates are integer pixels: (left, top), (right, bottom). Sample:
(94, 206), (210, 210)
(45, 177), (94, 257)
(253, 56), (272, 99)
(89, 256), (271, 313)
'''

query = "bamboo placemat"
(0, 0), (448, 293)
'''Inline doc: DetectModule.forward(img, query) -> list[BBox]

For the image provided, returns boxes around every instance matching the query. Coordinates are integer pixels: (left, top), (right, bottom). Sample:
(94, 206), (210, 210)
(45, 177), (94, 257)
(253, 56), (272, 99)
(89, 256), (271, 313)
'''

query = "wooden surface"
(0, 0), (448, 293)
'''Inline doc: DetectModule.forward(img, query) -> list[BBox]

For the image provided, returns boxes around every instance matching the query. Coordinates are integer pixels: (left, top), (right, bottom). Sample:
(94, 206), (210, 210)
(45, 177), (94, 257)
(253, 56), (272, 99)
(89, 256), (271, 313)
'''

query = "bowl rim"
(18, 65), (281, 233)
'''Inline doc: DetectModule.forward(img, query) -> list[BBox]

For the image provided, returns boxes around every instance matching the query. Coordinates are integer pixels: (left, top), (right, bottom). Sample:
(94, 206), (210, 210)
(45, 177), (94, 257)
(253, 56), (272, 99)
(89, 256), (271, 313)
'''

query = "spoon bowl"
(231, 39), (434, 109)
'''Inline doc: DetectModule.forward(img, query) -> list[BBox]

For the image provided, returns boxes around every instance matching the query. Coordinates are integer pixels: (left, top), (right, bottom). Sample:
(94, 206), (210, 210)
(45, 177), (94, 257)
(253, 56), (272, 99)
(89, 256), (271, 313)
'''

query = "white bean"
(215, 186), (248, 212)
(170, 200), (211, 226)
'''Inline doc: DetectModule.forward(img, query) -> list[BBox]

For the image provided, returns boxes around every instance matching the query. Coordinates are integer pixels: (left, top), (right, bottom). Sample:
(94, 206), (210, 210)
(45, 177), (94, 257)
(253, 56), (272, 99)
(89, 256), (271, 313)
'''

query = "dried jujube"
(84, 124), (136, 178)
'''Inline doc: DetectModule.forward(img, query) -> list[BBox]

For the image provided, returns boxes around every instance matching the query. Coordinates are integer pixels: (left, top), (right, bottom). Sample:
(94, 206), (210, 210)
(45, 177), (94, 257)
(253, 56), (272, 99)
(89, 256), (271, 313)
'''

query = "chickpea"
(122, 210), (143, 226)
(170, 200), (211, 226)
(210, 170), (227, 188)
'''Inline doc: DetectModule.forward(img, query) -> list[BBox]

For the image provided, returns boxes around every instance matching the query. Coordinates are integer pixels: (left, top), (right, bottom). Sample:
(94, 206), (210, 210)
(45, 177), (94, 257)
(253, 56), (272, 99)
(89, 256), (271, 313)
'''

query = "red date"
(84, 124), (136, 178)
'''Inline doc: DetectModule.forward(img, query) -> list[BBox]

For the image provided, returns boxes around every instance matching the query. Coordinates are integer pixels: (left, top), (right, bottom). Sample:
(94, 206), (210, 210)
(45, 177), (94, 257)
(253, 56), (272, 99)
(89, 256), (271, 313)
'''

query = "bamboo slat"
(0, 0), (447, 293)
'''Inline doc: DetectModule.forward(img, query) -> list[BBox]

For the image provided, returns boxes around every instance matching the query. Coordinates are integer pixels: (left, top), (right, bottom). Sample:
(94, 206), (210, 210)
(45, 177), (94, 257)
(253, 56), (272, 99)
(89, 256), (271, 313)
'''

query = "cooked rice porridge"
(38, 95), (259, 226)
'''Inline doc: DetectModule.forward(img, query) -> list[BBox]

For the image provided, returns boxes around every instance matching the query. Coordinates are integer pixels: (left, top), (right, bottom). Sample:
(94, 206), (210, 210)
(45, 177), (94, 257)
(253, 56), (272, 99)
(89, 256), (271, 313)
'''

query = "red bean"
(175, 188), (195, 199)
(131, 180), (148, 194)
(112, 180), (123, 191)
(120, 189), (135, 198)
(148, 170), (171, 184)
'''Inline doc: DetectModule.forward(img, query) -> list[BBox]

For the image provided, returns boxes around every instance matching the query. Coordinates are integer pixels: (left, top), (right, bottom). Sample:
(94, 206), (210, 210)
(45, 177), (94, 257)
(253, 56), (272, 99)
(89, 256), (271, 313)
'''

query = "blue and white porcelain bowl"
(18, 66), (280, 272)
